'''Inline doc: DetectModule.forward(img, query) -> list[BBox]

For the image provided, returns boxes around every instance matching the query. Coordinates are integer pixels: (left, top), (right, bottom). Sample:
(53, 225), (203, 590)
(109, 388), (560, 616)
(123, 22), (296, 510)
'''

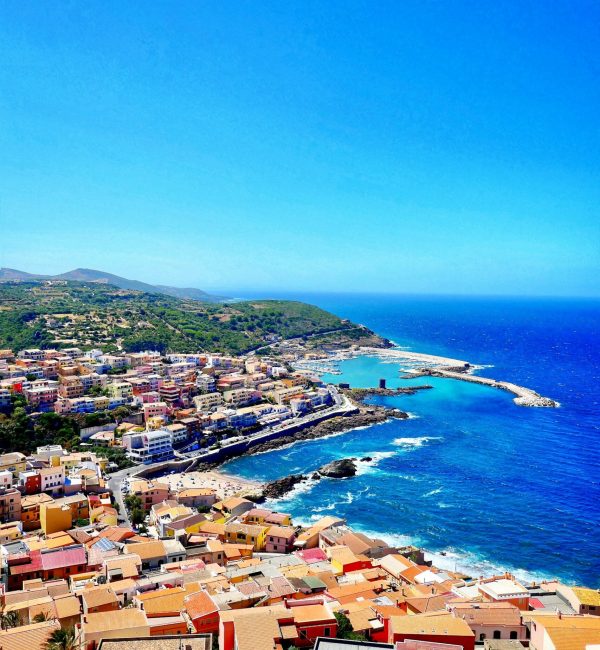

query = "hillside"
(0, 267), (226, 302)
(0, 281), (386, 355)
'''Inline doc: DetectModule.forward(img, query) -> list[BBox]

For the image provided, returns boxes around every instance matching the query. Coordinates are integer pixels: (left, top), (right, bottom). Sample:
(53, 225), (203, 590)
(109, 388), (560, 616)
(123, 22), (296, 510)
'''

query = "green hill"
(0, 267), (227, 302)
(0, 281), (385, 355)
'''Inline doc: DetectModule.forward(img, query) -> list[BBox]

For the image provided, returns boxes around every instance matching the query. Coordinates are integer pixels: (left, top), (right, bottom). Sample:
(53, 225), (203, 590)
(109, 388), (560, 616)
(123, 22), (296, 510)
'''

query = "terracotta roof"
(124, 540), (166, 561)
(104, 555), (141, 578)
(83, 608), (149, 634)
(0, 620), (60, 650)
(81, 585), (118, 610)
(42, 545), (87, 571)
(177, 488), (216, 497)
(294, 548), (327, 564)
(266, 526), (296, 540)
(451, 602), (521, 625)
(97, 526), (136, 542)
(53, 593), (81, 619)
(521, 614), (600, 650)
(220, 606), (288, 650)
(390, 612), (475, 638)
(137, 586), (194, 617)
(399, 565), (429, 584)
(328, 580), (387, 600)
(267, 576), (296, 599)
(184, 590), (218, 619)
(106, 578), (137, 593)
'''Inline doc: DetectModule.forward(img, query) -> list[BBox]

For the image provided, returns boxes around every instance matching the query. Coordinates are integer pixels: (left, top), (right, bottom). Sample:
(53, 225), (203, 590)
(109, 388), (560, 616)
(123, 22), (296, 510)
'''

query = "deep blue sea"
(222, 294), (600, 587)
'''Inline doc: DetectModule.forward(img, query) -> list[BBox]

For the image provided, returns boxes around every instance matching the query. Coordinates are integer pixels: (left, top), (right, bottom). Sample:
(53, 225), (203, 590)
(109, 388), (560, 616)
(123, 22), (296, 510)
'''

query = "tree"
(32, 611), (53, 623)
(0, 609), (20, 630)
(124, 494), (142, 511)
(334, 611), (366, 641)
(46, 626), (77, 650)
(130, 508), (145, 526)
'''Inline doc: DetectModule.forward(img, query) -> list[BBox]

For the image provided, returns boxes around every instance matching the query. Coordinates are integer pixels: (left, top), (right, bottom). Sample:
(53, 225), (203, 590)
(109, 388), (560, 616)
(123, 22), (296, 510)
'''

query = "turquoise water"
(222, 294), (600, 586)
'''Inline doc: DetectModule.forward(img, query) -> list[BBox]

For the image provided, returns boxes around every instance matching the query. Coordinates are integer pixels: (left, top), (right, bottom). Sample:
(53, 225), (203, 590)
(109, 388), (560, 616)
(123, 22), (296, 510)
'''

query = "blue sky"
(0, 1), (598, 296)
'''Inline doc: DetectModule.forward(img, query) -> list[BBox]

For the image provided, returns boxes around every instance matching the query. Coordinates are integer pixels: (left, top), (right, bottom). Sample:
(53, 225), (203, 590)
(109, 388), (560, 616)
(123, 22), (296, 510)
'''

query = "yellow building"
(224, 523), (268, 551)
(0, 521), (23, 544)
(90, 505), (118, 527)
(40, 503), (72, 535)
(0, 452), (27, 477)
(21, 493), (55, 531)
(52, 493), (89, 523)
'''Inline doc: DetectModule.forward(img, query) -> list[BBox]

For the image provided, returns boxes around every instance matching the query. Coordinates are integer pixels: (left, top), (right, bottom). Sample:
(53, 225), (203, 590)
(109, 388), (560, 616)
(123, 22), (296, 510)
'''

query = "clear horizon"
(1, 2), (598, 297)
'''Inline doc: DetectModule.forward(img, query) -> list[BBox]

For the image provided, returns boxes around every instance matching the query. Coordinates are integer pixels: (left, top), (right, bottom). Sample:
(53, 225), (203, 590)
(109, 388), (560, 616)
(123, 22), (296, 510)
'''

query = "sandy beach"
(160, 470), (263, 500)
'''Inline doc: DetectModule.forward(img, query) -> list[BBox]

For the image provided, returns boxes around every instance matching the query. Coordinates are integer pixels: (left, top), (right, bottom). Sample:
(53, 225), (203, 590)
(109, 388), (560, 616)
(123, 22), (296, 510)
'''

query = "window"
(299, 630), (307, 640)
(480, 633), (486, 641)
(510, 631), (518, 640)
(324, 627), (331, 637)
(493, 630), (502, 639)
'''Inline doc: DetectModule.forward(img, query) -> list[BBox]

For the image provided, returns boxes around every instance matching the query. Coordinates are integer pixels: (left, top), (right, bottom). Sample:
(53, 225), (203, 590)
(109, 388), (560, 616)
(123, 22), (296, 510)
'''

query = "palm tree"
(32, 611), (53, 623)
(46, 627), (77, 650)
(0, 610), (20, 630)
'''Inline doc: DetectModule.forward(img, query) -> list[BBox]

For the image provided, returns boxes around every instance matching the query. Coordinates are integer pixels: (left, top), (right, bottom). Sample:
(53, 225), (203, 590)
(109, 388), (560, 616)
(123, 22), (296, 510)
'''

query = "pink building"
(265, 525), (297, 554)
(142, 402), (168, 421)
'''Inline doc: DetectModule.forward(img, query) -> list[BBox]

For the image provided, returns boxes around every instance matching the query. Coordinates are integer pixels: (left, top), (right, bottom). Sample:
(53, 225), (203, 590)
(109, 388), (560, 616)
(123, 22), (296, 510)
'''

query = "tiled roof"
(83, 608), (149, 634)
(390, 612), (475, 637)
(124, 540), (166, 561)
(53, 593), (81, 619)
(0, 620), (60, 650)
(451, 601), (521, 625)
(41, 545), (86, 571)
(266, 525), (296, 540)
(294, 548), (327, 564)
(184, 590), (218, 619)
(81, 585), (118, 609)
(137, 586), (192, 616)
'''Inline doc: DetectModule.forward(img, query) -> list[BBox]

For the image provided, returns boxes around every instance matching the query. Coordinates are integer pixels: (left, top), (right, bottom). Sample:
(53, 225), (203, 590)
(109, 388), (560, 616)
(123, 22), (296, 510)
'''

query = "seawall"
(417, 368), (558, 407)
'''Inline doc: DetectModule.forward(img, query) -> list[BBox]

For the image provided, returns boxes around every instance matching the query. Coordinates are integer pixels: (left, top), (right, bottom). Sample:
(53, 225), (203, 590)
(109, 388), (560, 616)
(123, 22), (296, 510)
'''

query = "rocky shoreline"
(244, 403), (408, 457)
(345, 385), (433, 401)
(258, 456), (372, 501)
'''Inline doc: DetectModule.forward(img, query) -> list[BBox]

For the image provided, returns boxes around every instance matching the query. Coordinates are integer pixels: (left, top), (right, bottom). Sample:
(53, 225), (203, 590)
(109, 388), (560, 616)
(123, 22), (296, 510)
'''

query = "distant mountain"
(0, 267), (227, 302)
(0, 268), (48, 281)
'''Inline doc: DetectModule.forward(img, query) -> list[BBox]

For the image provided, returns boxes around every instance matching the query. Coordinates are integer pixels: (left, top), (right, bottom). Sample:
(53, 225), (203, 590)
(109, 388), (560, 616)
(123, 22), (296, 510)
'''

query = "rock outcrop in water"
(262, 474), (307, 499)
(318, 458), (357, 478)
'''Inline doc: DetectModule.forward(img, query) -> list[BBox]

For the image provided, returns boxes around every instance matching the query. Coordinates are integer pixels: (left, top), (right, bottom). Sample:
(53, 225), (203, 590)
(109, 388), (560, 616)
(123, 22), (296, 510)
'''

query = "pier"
(417, 368), (559, 407)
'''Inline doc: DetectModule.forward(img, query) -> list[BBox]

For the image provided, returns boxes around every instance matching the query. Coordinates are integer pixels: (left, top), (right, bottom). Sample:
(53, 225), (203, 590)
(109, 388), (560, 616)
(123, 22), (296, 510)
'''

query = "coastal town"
(0, 341), (596, 650)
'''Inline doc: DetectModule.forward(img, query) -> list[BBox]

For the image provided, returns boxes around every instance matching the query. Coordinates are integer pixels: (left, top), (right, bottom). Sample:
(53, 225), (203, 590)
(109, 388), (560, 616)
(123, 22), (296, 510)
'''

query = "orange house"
(185, 590), (220, 635)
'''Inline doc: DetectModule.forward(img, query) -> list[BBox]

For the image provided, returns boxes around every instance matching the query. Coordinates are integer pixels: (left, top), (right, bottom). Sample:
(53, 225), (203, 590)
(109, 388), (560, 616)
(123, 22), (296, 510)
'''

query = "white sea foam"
(350, 525), (553, 586)
(354, 450), (397, 476)
(423, 547), (553, 585)
(423, 487), (443, 498)
(264, 476), (320, 507)
(392, 436), (442, 448)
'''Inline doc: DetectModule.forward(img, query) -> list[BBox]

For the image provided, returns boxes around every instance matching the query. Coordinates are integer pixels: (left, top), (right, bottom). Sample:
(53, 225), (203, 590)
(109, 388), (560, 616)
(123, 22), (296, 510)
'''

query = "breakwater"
(415, 368), (558, 407)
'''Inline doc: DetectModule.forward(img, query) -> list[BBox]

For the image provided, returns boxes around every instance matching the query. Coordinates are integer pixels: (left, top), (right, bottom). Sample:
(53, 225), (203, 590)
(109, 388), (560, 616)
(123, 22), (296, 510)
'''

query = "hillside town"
(0, 346), (598, 650)
(0, 344), (350, 466)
